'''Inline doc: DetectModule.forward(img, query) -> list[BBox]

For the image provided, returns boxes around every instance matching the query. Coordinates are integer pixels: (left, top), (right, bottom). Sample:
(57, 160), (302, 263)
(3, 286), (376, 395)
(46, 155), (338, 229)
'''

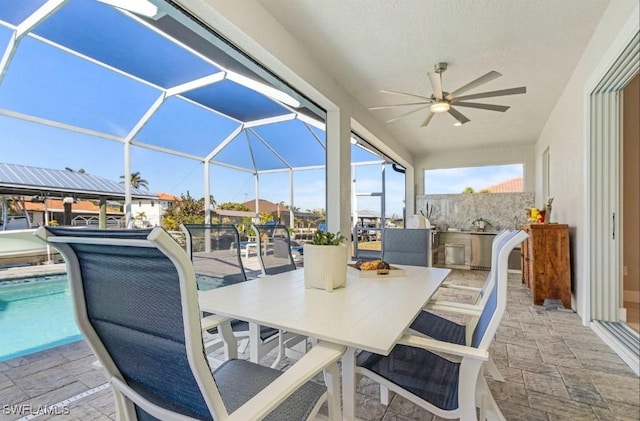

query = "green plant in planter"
(311, 230), (345, 245)
(305, 229), (348, 291)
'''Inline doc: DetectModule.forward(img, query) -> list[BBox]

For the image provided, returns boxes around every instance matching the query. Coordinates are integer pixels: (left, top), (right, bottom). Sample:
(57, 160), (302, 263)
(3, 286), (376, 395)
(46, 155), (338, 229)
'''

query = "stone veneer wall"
(416, 193), (535, 231)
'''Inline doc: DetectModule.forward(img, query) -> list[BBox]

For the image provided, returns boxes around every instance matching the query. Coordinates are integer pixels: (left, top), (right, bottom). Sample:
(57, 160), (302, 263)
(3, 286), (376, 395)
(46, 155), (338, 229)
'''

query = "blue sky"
(1, 113), (406, 215)
(0, 30), (406, 214)
(0, 1), (518, 219)
(424, 164), (523, 194)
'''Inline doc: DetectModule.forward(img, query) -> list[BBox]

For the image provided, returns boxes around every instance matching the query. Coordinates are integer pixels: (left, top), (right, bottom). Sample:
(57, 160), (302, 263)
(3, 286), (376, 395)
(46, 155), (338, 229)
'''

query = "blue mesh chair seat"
(357, 345), (460, 411)
(410, 311), (466, 345)
(38, 226), (344, 421)
(215, 359), (325, 420)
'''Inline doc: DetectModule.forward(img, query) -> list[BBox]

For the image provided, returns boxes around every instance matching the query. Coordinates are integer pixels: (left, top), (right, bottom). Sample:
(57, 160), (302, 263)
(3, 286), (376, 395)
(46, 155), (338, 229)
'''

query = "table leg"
(341, 347), (357, 421)
(249, 323), (261, 363)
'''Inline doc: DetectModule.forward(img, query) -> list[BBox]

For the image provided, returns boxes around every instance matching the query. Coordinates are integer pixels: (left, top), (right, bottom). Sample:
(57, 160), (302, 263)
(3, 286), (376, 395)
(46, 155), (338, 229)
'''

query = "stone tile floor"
(0, 270), (638, 420)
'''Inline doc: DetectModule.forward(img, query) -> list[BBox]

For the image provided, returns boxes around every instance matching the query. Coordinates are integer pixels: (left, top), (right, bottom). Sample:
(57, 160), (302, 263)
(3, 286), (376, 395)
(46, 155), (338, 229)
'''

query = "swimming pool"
(0, 274), (82, 362)
(0, 273), (231, 361)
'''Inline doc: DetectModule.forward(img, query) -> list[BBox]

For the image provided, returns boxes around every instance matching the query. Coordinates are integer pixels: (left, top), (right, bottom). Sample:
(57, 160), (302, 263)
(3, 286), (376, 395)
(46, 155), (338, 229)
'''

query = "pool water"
(0, 275), (82, 362)
(0, 273), (231, 361)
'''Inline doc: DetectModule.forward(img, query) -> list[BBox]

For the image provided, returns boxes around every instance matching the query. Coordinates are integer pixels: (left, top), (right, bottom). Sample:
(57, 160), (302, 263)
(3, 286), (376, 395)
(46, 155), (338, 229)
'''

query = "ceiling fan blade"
(380, 89), (432, 101)
(451, 102), (510, 112)
(445, 71), (502, 100)
(369, 101), (432, 110)
(452, 86), (527, 102)
(428, 72), (443, 100)
(386, 105), (431, 123)
(448, 107), (470, 125)
(420, 112), (435, 127)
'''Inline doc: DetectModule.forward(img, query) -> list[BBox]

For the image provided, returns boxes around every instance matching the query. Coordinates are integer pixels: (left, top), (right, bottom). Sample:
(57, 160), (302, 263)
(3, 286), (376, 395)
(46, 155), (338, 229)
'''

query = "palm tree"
(120, 171), (149, 190)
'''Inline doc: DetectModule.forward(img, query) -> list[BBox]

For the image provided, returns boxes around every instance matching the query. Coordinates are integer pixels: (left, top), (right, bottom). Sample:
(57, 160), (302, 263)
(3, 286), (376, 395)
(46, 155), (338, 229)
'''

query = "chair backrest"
(470, 229), (528, 350)
(381, 228), (431, 267)
(475, 229), (509, 299)
(252, 224), (297, 275)
(37, 226), (228, 420)
(181, 223), (247, 287)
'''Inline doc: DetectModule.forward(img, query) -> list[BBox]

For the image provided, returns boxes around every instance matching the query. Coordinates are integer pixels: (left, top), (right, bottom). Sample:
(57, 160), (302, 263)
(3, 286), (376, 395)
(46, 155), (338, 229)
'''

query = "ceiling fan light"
(453, 122), (462, 127)
(429, 101), (450, 113)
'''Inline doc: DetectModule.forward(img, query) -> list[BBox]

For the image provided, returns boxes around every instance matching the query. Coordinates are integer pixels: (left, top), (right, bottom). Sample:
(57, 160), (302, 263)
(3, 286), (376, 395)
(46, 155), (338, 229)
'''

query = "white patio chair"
(252, 224), (297, 275)
(356, 229), (528, 421)
(407, 230), (514, 384)
(252, 223), (309, 365)
(37, 226), (344, 421)
(181, 223), (280, 365)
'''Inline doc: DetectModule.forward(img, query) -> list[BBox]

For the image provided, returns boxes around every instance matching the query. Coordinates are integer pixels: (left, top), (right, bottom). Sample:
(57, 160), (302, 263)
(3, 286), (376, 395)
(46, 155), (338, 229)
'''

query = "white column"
(405, 165), (415, 219)
(326, 108), (351, 238)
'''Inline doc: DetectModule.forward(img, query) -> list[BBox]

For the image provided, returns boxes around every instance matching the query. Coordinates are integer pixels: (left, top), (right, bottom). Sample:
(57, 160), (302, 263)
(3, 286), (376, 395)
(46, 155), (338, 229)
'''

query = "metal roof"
(0, 163), (157, 200)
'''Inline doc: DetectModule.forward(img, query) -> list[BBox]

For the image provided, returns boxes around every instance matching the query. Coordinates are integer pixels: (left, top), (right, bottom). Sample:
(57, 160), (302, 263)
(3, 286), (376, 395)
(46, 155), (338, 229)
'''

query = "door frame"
(583, 21), (639, 325)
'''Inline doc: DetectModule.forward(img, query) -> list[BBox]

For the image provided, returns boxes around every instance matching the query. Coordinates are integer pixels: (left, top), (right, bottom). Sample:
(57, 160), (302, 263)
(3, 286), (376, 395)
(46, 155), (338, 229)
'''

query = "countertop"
(441, 230), (497, 235)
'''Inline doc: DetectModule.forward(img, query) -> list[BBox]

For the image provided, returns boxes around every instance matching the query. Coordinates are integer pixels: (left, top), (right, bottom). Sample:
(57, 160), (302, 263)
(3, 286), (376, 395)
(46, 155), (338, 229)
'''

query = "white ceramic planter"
(303, 243), (347, 291)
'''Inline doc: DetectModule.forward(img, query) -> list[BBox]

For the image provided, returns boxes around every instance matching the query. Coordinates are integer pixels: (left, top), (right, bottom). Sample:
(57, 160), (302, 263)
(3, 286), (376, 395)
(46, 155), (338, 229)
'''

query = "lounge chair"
(37, 226), (344, 421)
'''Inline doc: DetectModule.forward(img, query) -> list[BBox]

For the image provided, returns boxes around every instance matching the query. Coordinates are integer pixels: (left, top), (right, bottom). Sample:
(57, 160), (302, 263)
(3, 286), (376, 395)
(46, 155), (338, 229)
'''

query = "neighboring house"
(241, 199), (318, 228)
(130, 192), (180, 228)
(24, 198), (123, 227)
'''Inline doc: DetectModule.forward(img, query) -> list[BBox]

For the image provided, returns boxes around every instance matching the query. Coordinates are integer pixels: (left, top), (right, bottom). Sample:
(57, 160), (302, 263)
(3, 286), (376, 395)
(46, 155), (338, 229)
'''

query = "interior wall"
(623, 74), (640, 302)
(534, 0), (639, 320)
(414, 143), (536, 199)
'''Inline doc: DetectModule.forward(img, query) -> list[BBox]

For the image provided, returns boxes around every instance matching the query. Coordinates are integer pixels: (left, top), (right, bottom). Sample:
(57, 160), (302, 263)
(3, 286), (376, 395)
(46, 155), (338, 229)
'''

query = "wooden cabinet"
(521, 224), (571, 308)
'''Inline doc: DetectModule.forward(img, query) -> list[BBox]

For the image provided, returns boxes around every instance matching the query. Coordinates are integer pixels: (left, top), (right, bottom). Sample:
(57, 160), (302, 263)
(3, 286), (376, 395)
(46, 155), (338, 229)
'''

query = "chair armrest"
(424, 301), (483, 317)
(398, 334), (488, 361)
(440, 284), (482, 293)
(226, 342), (346, 421)
(201, 314), (233, 331)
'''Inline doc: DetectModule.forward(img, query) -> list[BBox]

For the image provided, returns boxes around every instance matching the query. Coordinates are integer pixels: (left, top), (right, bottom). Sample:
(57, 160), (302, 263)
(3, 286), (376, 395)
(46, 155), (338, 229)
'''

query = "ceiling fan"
(370, 62), (526, 127)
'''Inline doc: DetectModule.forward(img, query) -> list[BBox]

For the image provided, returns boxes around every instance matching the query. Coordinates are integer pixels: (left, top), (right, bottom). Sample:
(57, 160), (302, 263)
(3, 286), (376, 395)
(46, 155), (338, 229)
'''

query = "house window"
(424, 164), (524, 194)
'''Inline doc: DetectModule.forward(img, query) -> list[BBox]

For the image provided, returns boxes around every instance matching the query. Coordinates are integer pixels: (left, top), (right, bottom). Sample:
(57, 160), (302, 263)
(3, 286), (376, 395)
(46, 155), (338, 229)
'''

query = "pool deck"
(0, 270), (638, 420)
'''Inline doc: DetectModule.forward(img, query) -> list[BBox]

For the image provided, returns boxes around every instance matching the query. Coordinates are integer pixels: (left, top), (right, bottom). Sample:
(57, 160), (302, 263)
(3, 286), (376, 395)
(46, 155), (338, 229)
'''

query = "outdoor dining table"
(199, 264), (451, 420)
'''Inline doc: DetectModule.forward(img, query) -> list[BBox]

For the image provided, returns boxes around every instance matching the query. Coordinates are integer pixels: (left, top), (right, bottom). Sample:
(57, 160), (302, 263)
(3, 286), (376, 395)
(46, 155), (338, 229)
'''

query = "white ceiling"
(256, 0), (611, 155)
